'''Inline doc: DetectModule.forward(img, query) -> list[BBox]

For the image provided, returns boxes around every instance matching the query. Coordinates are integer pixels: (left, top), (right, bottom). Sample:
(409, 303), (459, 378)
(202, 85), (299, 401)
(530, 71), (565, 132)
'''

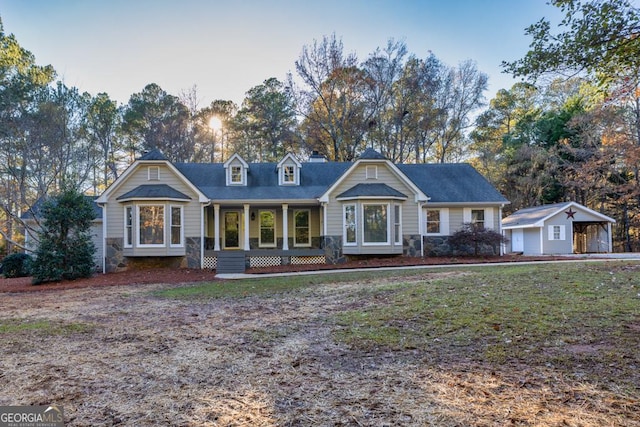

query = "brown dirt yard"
(0, 256), (637, 426)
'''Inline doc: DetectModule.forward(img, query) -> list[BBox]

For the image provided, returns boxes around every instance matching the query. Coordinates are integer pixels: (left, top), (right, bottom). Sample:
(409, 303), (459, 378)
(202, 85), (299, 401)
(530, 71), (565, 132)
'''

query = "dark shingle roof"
(174, 162), (351, 200)
(398, 163), (508, 204)
(337, 183), (407, 199)
(170, 155), (507, 205)
(116, 184), (191, 200)
(138, 149), (168, 161)
(358, 148), (387, 160)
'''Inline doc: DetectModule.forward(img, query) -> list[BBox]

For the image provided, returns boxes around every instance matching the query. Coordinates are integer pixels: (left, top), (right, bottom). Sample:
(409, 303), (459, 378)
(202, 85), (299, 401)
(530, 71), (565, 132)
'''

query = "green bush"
(449, 223), (508, 256)
(31, 187), (96, 285)
(1, 253), (33, 278)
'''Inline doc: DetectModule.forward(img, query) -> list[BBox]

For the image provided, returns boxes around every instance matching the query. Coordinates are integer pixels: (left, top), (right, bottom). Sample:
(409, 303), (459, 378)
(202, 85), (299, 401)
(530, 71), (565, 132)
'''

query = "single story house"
(95, 148), (509, 273)
(502, 201), (616, 255)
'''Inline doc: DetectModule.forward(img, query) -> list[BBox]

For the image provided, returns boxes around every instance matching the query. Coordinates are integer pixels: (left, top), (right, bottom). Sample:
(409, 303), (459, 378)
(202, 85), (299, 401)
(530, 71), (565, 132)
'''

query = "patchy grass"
(334, 261), (640, 391)
(2, 261), (640, 426)
(0, 318), (94, 335)
(154, 268), (418, 299)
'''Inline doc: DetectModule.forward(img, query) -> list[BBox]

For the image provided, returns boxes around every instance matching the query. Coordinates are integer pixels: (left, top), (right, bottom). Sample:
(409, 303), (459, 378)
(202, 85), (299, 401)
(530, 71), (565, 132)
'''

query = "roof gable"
(502, 201), (615, 229)
(319, 151), (428, 203)
(277, 153), (302, 168)
(96, 155), (208, 204)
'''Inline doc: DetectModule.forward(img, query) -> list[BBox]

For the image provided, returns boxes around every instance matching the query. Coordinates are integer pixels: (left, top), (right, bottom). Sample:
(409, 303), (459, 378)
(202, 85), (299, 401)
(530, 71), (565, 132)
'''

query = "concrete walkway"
(215, 253), (640, 280)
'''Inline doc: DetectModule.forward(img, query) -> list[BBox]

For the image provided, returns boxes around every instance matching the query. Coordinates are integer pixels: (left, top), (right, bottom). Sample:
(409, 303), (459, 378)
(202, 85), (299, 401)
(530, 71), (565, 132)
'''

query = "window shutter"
(485, 208), (494, 229)
(441, 208), (450, 235)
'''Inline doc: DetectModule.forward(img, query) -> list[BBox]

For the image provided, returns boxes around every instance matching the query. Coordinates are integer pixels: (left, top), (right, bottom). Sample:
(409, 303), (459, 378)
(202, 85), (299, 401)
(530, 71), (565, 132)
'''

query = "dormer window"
(231, 166), (242, 184)
(283, 165), (295, 183)
(278, 153), (301, 186)
(224, 154), (249, 186)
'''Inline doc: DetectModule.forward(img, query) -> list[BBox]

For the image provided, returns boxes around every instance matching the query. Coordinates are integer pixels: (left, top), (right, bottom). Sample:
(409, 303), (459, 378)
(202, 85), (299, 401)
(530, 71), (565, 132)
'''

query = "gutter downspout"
(98, 202), (107, 274)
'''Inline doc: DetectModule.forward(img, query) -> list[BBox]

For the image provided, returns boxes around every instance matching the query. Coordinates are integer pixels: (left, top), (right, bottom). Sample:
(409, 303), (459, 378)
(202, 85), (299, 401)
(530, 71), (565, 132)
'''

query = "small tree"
(31, 188), (97, 284)
(449, 223), (508, 256)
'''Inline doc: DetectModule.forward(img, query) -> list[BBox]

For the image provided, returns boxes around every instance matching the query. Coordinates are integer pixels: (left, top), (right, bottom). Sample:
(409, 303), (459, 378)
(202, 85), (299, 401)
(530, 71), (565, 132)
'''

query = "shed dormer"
(224, 154), (249, 186)
(277, 153), (302, 186)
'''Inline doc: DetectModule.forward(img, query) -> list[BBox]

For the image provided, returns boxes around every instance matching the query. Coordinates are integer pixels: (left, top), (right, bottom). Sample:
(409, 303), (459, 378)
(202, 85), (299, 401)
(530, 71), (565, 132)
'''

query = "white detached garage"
(502, 202), (616, 255)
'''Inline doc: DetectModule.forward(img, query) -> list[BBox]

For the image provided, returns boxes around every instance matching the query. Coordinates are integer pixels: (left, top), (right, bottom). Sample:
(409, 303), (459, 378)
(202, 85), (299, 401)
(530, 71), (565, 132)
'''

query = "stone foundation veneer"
(403, 234), (422, 257)
(104, 236), (202, 272)
(105, 237), (127, 273)
(423, 235), (498, 256)
(182, 236), (201, 269)
(322, 235), (346, 264)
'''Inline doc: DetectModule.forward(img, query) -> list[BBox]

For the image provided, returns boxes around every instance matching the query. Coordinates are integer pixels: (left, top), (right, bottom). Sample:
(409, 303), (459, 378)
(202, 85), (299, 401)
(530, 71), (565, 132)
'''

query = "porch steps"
(216, 251), (246, 274)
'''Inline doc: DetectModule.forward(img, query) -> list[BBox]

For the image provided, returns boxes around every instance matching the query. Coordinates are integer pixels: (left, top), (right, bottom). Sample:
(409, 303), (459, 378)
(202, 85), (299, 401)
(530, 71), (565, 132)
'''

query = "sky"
(1, 0), (563, 107)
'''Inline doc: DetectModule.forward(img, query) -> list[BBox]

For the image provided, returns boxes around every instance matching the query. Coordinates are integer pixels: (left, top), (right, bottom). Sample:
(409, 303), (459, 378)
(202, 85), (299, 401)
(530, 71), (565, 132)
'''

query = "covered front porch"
(202, 202), (327, 272)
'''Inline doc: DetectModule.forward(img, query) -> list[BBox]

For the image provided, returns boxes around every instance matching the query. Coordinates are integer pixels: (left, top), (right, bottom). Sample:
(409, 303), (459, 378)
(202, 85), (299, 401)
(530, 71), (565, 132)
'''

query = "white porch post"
(499, 205), (504, 255)
(607, 222), (613, 253)
(200, 203), (206, 268)
(213, 204), (221, 251)
(322, 202), (327, 236)
(282, 203), (289, 250)
(243, 203), (250, 250)
(418, 202), (424, 257)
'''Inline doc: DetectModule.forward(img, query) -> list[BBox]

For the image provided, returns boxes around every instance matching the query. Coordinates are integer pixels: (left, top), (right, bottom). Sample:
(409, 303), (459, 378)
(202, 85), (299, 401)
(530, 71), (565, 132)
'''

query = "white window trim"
(148, 166), (160, 181)
(293, 209), (311, 247)
(425, 208), (451, 236)
(258, 209), (277, 248)
(394, 204), (402, 244)
(548, 224), (566, 241)
(137, 204), (165, 247)
(229, 165), (244, 185)
(280, 163), (299, 185)
(362, 202), (391, 246)
(124, 206), (133, 248)
(463, 207), (494, 230)
(169, 205), (184, 248)
(343, 204), (357, 246)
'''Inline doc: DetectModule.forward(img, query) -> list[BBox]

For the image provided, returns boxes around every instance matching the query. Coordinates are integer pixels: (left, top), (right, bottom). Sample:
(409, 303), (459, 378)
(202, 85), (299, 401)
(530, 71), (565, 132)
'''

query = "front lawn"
(2, 260), (638, 425)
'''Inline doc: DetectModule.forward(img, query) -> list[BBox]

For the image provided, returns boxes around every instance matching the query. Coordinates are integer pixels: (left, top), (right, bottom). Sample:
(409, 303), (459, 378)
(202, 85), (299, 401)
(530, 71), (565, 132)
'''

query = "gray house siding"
(543, 214), (573, 254)
(523, 228), (542, 255)
(97, 149), (508, 272)
(103, 163), (203, 271)
(325, 162), (419, 257)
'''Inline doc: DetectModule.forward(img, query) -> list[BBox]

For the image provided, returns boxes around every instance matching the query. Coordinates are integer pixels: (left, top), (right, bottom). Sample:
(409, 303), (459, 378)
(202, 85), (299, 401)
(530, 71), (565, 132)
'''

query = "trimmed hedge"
(1, 253), (33, 278)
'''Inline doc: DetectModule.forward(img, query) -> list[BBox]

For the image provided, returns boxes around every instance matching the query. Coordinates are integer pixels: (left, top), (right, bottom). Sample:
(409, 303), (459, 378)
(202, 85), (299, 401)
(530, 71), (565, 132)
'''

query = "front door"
(223, 211), (241, 249)
(511, 229), (524, 252)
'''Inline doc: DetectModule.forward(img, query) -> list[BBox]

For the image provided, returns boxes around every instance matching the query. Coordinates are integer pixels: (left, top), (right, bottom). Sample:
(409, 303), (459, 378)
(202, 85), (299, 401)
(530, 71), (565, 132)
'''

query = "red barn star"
(565, 208), (576, 219)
